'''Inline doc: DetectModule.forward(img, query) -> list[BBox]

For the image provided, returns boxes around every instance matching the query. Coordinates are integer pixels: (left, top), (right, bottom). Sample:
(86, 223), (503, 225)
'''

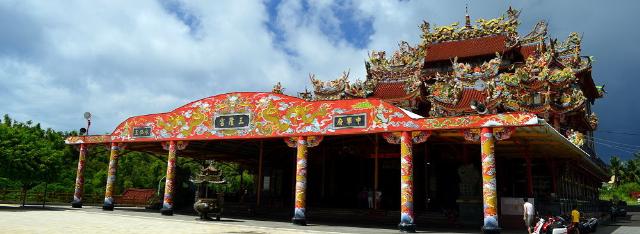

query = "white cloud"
(0, 0), (298, 133)
(0, 0), (638, 161)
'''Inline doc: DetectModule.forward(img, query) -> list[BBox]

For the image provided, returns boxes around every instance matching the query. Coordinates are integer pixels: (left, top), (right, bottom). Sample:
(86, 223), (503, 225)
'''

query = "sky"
(0, 0), (638, 161)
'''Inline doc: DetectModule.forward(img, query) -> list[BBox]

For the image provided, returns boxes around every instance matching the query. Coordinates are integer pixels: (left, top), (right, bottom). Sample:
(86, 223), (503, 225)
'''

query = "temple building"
(65, 8), (607, 233)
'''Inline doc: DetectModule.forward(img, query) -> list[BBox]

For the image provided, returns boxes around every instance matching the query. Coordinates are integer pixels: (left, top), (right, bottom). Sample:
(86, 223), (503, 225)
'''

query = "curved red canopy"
(65, 92), (540, 145)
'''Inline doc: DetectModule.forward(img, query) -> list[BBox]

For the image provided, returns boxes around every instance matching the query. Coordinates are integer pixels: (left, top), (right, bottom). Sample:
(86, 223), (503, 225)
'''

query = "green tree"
(0, 114), (69, 205)
(0, 114), (256, 207)
(624, 160), (640, 183)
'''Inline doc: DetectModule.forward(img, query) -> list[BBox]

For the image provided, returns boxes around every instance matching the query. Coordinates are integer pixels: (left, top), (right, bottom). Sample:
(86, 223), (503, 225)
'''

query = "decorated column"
(382, 131), (429, 233)
(103, 143), (122, 211)
(399, 131), (416, 232)
(161, 141), (177, 215)
(480, 127), (499, 233)
(293, 136), (308, 225)
(71, 144), (87, 208)
(284, 136), (322, 225)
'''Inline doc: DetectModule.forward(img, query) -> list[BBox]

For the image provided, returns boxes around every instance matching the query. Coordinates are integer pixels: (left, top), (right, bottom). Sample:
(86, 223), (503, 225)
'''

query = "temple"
(65, 8), (607, 233)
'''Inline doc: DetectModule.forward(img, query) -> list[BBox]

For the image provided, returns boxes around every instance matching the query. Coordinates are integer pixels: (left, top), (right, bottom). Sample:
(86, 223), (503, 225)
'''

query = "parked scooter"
(532, 215), (567, 234)
(578, 217), (599, 233)
(533, 215), (598, 234)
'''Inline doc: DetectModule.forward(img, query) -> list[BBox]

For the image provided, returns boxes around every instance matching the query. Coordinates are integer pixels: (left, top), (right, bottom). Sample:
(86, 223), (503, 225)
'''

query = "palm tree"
(610, 156), (624, 186)
(625, 159), (640, 183)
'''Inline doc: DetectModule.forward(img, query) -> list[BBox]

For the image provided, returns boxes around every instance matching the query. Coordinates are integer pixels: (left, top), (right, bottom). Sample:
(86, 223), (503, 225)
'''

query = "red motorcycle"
(532, 215), (568, 234)
(533, 214), (598, 234)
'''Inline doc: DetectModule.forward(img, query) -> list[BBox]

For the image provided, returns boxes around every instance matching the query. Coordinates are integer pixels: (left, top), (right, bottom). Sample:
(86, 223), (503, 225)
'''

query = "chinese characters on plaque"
(214, 114), (251, 129)
(333, 114), (366, 129)
(132, 127), (152, 137)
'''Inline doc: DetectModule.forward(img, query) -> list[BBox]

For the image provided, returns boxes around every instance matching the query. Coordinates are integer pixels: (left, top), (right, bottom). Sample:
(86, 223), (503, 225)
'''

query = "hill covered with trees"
(0, 114), (252, 207)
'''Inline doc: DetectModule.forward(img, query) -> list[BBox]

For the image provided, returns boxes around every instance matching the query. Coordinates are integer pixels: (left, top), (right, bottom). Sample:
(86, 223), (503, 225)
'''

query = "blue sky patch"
(159, 0), (202, 37)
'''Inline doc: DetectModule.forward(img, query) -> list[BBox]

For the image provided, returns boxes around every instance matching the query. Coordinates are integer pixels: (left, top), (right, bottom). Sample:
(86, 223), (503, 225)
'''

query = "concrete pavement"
(1, 204), (639, 233)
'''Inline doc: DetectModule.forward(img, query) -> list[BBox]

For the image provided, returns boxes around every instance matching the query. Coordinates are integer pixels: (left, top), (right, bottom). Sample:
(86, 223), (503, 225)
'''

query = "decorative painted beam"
(64, 93), (539, 145)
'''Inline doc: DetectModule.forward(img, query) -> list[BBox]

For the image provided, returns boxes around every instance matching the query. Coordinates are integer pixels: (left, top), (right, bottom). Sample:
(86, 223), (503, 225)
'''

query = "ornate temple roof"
(303, 7), (603, 136)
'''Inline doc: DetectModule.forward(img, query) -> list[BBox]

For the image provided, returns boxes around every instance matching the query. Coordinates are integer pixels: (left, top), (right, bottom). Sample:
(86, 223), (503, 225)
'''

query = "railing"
(0, 190), (145, 206)
(536, 198), (606, 218)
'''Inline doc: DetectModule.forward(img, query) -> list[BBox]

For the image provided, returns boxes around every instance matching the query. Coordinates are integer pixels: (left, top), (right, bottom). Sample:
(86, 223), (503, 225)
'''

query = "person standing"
(610, 202), (617, 223)
(571, 205), (581, 234)
(523, 198), (535, 234)
(375, 190), (382, 209)
(367, 188), (373, 209)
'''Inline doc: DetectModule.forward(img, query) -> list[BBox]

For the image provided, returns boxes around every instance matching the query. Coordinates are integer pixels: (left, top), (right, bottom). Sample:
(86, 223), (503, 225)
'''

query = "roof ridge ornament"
(310, 71), (373, 100)
(272, 82), (284, 94)
(419, 7), (520, 45)
(465, 4), (472, 29)
(520, 20), (548, 45)
(367, 41), (425, 68)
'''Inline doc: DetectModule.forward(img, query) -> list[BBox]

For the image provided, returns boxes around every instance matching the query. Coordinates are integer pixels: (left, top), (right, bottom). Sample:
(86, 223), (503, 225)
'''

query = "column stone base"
(481, 226), (501, 234)
(292, 217), (306, 226)
(398, 223), (416, 233)
(71, 201), (82, 208)
(160, 208), (174, 216)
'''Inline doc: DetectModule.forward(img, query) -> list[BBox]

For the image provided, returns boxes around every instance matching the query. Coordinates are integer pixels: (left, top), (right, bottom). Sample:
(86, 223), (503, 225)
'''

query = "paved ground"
(595, 212), (640, 234)
(1, 204), (639, 233)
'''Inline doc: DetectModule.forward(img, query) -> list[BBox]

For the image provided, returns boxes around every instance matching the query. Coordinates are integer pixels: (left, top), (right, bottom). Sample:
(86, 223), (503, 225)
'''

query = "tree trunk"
(21, 187), (27, 207)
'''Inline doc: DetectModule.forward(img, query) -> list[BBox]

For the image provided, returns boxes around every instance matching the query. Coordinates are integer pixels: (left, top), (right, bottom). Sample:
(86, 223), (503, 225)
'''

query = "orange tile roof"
(431, 88), (501, 114)
(425, 35), (510, 62)
(371, 82), (410, 99)
(437, 89), (487, 111)
(519, 45), (538, 59)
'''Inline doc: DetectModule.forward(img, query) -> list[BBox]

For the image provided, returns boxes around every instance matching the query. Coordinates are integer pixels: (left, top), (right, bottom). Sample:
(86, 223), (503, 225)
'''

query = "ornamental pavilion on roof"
(65, 8), (607, 233)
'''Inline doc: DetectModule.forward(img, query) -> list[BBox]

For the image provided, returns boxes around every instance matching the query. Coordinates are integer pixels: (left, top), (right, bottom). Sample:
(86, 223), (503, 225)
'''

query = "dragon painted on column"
(293, 136), (309, 225)
(71, 144), (87, 208)
(399, 131), (416, 231)
(103, 143), (124, 210)
(161, 141), (177, 215)
(480, 128), (499, 231)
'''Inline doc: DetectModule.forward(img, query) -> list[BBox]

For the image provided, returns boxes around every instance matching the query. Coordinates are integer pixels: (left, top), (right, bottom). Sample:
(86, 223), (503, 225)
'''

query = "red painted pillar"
(161, 140), (177, 215)
(71, 144), (87, 208)
(399, 131), (416, 232)
(526, 155), (533, 197)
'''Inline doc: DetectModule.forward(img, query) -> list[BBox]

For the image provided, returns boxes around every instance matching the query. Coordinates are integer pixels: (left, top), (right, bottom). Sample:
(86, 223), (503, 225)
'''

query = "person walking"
(610, 200), (617, 223)
(523, 198), (535, 234)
